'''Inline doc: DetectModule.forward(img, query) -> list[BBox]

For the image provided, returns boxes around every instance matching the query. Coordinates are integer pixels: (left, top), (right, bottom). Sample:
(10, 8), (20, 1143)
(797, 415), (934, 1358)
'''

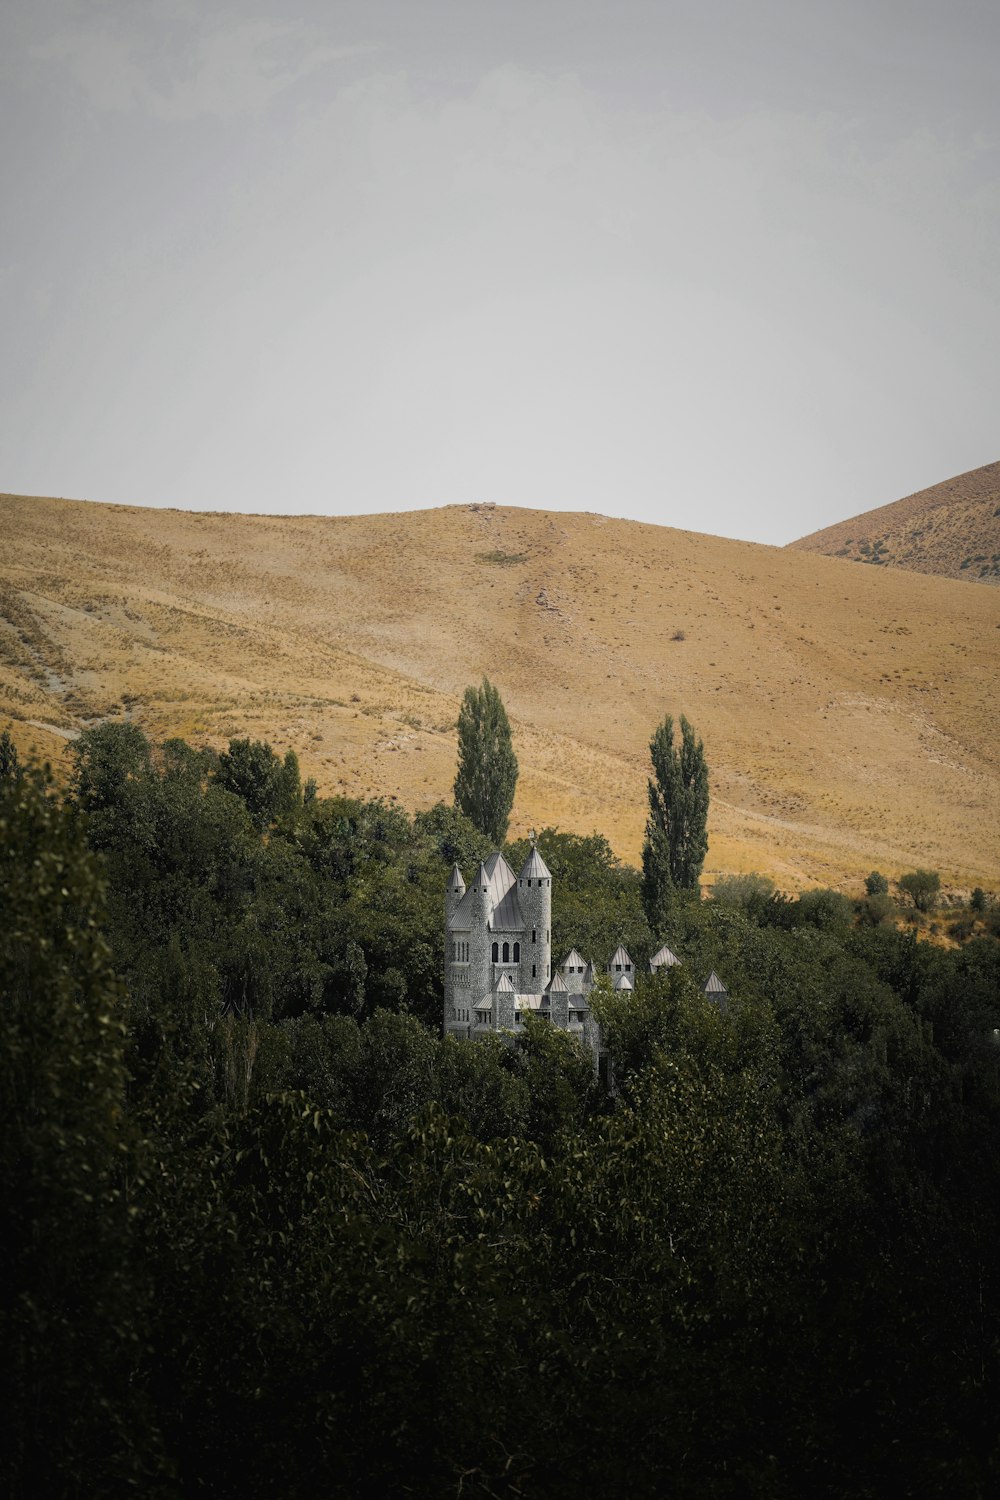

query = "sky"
(1, 1), (998, 546)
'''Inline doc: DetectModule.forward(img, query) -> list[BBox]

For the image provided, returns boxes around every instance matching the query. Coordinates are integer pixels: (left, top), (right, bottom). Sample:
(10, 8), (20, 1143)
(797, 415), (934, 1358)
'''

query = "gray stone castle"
(444, 838), (727, 1059)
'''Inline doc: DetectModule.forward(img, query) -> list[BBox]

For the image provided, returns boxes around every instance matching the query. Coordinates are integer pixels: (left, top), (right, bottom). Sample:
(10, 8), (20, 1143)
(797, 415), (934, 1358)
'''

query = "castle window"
(532, 929), (536, 944)
(502, 941), (510, 963)
(513, 942), (520, 962)
(615, 963), (621, 972)
(532, 964), (536, 979)
(491, 941), (499, 963)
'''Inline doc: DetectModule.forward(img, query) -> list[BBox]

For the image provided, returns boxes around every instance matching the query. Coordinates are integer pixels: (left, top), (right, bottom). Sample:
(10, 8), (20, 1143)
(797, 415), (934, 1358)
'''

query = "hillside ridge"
(789, 461), (1000, 585)
(2, 490), (998, 890)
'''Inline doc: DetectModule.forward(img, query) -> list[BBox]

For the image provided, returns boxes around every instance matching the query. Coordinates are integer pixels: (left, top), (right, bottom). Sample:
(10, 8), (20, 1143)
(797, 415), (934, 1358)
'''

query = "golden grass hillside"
(2, 492), (999, 893)
(789, 461), (1000, 585)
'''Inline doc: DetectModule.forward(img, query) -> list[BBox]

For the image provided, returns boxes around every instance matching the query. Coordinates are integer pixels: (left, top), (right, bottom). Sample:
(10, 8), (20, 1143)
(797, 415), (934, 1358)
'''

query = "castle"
(443, 837), (727, 1062)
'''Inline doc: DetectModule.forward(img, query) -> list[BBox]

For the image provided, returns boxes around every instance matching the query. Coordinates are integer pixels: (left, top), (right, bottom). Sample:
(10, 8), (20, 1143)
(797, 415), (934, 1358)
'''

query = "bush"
(865, 871), (889, 897)
(859, 892), (895, 927)
(971, 887), (987, 913)
(898, 869), (941, 913)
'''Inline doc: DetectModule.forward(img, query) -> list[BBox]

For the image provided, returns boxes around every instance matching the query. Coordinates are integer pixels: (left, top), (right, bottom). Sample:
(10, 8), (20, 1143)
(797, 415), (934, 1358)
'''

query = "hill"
(2, 493), (999, 891)
(788, 461), (1000, 585)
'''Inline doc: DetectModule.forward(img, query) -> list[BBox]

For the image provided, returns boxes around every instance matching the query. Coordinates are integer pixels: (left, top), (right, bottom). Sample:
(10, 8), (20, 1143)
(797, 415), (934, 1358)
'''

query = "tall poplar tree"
(453, 678), (518, 846)
(641, 714), (709, 925)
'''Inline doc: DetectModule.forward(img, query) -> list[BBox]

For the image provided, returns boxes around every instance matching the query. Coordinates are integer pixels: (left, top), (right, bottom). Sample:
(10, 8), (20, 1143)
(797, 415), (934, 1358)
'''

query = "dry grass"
(2, 491), (999, 892)
(789, 460), (1000, 586)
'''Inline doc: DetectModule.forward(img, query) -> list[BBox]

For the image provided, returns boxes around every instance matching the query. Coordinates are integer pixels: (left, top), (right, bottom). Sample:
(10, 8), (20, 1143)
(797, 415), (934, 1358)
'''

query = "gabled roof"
(650, 943), (681, 970)
(491, 883), (525, 932)
(608, 944), (633, 971)
(519, 844), (551, 881)
(613, 971), (634, 991)
(448, 851), (522, 931)
(546, 971), (568, 993)
(496, 972), (515, 993)
(703, 970), (728, 995)
(561, 948), (587, 970)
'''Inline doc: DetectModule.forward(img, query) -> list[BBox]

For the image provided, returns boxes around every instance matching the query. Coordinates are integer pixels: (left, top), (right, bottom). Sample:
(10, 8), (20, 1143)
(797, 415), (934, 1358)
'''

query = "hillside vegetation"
(789, 460), (1000, 586)
(2, 492), (999, 890)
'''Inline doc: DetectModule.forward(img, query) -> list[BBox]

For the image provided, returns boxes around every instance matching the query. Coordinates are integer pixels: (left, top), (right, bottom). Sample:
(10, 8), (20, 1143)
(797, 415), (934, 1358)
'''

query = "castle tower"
(517, 836), (552, 992)
(467, 860), (493, 1016)
(443, 864), (467, 1030)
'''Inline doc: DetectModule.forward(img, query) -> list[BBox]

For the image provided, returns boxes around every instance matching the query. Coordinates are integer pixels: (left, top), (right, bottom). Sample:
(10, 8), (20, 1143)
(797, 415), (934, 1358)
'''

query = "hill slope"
(2, 493), (999, 890)
(788, 461), (1000, 585)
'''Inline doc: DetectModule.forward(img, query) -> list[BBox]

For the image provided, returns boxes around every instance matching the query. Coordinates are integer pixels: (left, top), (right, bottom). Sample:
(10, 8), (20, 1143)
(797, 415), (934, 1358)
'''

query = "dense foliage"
(2, 724), (999, 1498)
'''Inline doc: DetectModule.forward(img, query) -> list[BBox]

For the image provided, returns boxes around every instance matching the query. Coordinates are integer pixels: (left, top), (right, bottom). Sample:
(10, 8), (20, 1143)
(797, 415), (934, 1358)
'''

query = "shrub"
(971, 887), (987, 913)
(898, 869), (941, 913)
(865, 871), (889, 897)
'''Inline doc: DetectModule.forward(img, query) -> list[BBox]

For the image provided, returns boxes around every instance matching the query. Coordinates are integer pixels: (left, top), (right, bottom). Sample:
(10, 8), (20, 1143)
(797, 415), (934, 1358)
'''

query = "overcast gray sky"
(1, 1), (997, 544)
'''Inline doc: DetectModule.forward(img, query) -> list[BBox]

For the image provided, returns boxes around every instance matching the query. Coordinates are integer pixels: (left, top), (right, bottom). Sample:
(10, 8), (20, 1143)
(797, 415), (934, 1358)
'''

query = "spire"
(448, 863), (466, 895)
(703, 971), (729, 1013)
(519, 840), (551, 882)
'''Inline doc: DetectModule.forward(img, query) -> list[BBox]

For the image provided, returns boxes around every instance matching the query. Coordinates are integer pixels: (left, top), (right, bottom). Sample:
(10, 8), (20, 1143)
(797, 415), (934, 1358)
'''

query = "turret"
(446, 863), (466, 923)
(467, 861), (493, 1016)
(703, 971), (729, 1014)
(517, 835), (552, 992)
(546, 969), (569, 1027)
(444, 863), (470, 1036)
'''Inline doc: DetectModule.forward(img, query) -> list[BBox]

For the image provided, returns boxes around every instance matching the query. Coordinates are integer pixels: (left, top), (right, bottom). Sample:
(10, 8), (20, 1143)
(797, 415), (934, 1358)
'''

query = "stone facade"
(444, 841), (728, 1063)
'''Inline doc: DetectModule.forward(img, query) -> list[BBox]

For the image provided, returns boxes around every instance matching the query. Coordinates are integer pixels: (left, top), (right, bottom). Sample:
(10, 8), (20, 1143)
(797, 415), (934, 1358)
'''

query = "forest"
(2, 722), (1000, 1498)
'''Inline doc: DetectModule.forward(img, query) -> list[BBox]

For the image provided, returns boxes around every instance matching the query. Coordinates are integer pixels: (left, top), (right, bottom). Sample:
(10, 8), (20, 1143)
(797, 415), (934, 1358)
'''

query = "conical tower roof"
(650, 943), (680, 971)
(519, 843), (551, 881)
(608, 944), (633, 971)
(448, 863), (466, 894)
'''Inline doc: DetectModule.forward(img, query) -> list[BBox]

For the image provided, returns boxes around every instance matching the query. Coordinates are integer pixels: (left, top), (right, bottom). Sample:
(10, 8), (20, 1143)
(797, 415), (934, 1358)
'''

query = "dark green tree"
(214, 738), (301, 831)
(453, 677), (518, 845)
(641, 714), (709, 925)
(865, 870), (889, 897)
(0, 728), (21, 780)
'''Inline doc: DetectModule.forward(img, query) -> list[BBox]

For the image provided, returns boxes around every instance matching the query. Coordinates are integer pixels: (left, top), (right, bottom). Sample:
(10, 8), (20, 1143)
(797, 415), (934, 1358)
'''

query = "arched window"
(502, 941), (510, 963)
(513, 942), (520, 962)
(491, 941), (499, 963)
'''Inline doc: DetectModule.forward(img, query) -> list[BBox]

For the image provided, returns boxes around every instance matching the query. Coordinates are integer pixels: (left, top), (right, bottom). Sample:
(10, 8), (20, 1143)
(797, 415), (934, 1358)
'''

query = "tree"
(865, 871), (889, 897)
(0, 728), (20, 781)
(641, 714), (709, 925)
(214, 738), (301, 831)
(898, 869), (941, 913)
(453, 678), (518, 845)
